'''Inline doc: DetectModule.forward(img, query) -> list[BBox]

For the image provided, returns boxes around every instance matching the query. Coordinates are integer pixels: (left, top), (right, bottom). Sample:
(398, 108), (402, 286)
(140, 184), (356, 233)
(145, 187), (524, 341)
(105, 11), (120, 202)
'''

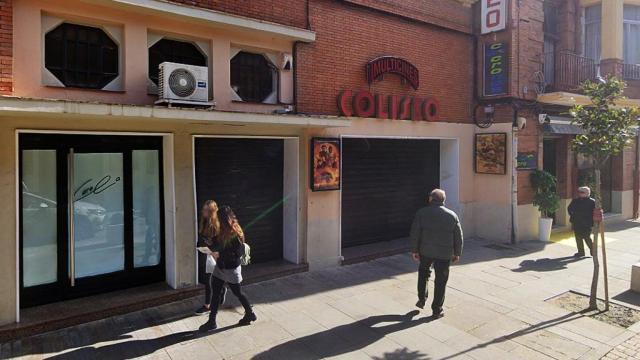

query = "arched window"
(45, 23), (119, 89)
(231, 51), (277, 103)
(148, 38), (207, 86)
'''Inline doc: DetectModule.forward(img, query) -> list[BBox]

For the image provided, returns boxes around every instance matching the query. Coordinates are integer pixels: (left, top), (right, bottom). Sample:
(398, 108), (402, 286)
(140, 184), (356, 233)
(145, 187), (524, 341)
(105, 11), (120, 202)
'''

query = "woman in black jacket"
(201, 205), (256, 331)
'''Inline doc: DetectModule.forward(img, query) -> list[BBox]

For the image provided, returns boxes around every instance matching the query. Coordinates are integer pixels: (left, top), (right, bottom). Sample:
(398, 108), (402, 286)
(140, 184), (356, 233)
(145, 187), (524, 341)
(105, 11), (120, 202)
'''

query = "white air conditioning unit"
(156, 62), (213, 106)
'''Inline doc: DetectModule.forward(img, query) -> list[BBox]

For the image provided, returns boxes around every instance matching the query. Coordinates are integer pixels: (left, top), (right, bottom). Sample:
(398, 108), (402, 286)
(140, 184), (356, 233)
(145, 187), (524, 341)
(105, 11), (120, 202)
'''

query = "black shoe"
(220, 286), (227, 306)
(239, 312), (257, 326)
(574, 252), (586, 258)
(199, 320), (217, 332)
(432, 310), (444, 319)
(195, 305), (211, 315)
(415, 300), (426, 309)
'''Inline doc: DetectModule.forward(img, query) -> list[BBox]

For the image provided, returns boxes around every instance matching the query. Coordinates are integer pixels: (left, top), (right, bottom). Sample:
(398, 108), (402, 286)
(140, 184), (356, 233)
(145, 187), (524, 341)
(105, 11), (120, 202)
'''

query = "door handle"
(68, 148), (75, 287)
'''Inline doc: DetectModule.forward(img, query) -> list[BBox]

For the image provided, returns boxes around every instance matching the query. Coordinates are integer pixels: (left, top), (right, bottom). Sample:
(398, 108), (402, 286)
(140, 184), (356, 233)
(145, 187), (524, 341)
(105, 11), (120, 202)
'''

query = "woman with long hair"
(201, 205), (256, 331)
(195, 200), (227, 315)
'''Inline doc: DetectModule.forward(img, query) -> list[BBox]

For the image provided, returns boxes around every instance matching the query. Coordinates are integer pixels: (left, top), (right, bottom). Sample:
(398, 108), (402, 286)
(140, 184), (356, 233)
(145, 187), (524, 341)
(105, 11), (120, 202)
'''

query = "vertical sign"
(481, 0), (507, 34)
(483, 42), (509, 97)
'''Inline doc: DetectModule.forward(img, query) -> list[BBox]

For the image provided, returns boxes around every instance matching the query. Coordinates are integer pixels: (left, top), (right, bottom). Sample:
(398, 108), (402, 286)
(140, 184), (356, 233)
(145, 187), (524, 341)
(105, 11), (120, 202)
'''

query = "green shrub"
(530, 170), (561, 218)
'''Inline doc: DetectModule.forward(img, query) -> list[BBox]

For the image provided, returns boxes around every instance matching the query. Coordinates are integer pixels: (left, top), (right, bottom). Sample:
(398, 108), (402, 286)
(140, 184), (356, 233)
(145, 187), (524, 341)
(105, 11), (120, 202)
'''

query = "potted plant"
(530, 170), (560, 242)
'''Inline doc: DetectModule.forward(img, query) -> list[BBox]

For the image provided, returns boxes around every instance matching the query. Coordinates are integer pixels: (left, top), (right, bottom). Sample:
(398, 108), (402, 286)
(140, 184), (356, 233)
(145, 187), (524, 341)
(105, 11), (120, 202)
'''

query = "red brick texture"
(0, 0), (11, 95)
(167, 0), (308, 29)
(295, 0), (474, 123)
(342, 0), (472, 34)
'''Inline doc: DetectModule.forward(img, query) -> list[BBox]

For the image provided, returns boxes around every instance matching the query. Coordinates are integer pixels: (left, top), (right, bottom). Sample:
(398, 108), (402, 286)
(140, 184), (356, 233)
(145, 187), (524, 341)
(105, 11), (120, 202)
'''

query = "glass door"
(20, 134), (164, 307)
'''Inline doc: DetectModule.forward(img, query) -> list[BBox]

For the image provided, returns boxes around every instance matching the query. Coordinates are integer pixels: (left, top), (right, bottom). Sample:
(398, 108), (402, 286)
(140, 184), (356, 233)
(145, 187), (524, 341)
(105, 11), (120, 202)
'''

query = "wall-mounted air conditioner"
(155, 62), (214, 107)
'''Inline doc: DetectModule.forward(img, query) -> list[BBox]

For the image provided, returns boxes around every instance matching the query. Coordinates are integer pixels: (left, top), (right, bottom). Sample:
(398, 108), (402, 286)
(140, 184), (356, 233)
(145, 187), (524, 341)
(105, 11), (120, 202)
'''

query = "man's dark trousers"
(574, 227), (593, 255)
(417, 256), (451, 313)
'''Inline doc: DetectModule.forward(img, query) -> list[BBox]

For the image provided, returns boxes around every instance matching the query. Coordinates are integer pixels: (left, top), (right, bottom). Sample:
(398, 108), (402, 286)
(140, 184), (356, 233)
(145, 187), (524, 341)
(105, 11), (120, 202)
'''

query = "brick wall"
(516, 110), (541, 205)
(296, 0), (474, 123)
(168, 0), (308, 29)
(0, 0), (11, 95)
(342, 0), (472, 34)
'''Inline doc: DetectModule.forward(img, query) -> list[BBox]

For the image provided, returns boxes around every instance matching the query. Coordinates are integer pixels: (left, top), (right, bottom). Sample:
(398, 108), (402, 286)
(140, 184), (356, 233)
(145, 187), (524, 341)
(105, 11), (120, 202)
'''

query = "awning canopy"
(542, 122), (585, 135)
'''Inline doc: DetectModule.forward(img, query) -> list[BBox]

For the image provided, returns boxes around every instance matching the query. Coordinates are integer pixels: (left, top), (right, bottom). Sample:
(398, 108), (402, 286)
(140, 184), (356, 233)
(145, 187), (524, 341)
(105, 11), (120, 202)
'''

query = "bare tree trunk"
(589, 168), (602, 310)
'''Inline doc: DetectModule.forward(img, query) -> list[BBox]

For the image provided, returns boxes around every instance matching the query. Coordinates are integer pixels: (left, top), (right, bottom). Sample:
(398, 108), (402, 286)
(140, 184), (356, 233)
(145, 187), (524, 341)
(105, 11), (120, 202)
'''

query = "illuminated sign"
(481, 0), (508, 34)
(483, 42), (509, 97)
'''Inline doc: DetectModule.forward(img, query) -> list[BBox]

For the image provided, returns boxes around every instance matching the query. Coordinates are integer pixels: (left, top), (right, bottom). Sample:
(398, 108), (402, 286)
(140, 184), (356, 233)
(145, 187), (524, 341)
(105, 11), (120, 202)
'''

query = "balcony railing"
(542, 51), (598, 93)
(623, 63), (640, 81)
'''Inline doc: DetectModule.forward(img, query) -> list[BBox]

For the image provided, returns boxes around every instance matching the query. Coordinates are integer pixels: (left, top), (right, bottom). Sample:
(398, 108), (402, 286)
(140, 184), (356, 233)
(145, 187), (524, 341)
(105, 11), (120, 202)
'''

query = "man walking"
(410, 189), (463, 318)
(567, 186), (595, 257)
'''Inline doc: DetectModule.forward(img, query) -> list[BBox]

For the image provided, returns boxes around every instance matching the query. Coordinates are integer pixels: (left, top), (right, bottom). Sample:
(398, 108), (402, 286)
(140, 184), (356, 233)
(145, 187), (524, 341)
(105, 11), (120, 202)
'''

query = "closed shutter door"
(195, 138), (284, 273)
(341, 138), (440, 248)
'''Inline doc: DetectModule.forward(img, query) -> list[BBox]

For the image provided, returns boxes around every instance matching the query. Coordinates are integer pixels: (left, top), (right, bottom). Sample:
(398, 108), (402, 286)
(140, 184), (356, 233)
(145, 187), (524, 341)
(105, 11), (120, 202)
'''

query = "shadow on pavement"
(613, 290), (640, 307)
(371, 347), (431, 360)
(43, 323), (242, 360)
(251, 310), (431, 359)
(512, 256), (585, 272)
(438, 310), (592, 360)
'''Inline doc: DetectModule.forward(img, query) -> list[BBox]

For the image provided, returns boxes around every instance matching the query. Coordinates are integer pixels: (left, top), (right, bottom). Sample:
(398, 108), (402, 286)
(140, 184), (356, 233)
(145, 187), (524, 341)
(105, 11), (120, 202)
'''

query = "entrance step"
(0, 261), (307, 342)
(341, 237), (410, 265)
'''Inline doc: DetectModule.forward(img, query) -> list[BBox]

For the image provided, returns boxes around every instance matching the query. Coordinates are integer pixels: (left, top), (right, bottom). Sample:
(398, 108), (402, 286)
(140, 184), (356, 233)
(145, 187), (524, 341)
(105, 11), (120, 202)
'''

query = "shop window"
(148, 38), (207, 86)
(44, 23), (119, 89)
(624, 5), (640, 65)
(230, 51), (278, 103)
(584, 6), (601, 61)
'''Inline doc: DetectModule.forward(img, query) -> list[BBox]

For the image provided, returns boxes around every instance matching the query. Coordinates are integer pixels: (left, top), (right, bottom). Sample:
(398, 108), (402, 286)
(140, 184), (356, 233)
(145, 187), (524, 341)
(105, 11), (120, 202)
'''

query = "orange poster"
(311, 138), (341, 191)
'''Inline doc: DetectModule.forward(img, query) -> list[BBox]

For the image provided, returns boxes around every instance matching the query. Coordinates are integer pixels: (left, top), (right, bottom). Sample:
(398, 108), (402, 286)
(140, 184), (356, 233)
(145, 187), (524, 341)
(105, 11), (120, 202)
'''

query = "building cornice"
(0, 97), (351, 128)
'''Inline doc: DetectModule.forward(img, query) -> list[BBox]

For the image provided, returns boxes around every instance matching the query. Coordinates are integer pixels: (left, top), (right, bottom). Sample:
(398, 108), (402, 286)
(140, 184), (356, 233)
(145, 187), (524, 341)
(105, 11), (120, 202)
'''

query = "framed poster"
(483, 42), (509, 97)
(516, 152), (537, 170)
(311, 138), (341, 191)
(475, 133), (507, 175)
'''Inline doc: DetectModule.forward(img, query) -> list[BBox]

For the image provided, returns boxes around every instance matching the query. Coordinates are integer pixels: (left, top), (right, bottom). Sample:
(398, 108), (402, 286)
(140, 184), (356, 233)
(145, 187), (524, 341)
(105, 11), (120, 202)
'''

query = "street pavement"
(3, 220), (640, 360)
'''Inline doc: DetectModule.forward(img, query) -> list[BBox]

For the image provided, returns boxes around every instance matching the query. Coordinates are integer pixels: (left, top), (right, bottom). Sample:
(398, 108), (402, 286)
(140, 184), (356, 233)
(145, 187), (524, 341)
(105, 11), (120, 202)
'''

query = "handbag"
(240, 242), (251, 266)
(205, 254), (216, 273)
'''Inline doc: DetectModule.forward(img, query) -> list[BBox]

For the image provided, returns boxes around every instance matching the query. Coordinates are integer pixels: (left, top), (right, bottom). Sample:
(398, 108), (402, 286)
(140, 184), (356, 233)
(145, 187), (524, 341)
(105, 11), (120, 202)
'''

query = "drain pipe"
(634, 131), (639, 219)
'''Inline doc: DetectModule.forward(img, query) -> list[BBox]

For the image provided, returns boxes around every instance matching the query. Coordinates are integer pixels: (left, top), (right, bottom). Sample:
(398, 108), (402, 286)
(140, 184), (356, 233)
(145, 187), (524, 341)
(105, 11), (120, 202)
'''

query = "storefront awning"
(0, 97), (352, 128)
(542, 122), (585, 135)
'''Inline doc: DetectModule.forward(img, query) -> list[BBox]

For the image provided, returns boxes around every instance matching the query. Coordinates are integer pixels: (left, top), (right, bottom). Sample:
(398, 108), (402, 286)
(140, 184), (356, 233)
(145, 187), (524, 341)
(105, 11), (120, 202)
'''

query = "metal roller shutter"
(195, 138), (284, 276)
(341, 138), (440, 248)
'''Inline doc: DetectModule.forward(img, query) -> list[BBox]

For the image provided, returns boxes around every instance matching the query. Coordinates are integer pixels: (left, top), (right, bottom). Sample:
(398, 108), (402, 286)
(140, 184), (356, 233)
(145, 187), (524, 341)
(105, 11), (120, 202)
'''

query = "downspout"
(293, 0), (311, 114)
(634, 131), (639, 219)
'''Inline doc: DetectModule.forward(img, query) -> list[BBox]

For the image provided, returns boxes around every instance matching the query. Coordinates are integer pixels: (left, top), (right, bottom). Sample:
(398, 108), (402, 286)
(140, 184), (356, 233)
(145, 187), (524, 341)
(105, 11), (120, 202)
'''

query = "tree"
(570, 75), (640, 310)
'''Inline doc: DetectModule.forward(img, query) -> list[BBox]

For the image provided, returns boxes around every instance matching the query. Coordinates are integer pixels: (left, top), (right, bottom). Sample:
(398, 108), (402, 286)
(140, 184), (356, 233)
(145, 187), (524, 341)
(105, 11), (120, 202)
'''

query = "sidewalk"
(3, 220), (640, 360)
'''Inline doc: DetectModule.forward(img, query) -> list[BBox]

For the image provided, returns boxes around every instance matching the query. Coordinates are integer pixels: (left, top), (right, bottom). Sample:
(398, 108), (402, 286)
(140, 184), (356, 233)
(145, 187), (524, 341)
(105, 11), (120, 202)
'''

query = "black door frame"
(19, 133), (166, 308)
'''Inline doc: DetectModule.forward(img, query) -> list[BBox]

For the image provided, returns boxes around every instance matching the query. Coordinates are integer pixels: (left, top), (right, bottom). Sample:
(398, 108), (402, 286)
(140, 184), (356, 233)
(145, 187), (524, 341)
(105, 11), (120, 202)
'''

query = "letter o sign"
(353, 91), (375, 118)
(422, 97), (440, 122)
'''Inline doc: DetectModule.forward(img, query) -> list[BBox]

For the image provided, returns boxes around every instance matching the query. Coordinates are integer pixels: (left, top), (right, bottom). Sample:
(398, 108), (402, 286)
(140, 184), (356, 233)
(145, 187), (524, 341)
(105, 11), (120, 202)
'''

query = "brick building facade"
(0, 0), (636, 329)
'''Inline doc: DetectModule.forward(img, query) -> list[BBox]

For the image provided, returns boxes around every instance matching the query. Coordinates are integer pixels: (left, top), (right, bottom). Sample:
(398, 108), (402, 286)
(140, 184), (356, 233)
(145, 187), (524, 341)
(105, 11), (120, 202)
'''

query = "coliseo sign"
(338, 57), (440, 122)
(337, 90), (440, 122)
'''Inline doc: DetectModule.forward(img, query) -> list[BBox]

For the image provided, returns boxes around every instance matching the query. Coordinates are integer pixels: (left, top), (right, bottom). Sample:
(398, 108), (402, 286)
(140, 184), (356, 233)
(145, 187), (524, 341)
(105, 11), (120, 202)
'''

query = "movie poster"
(475, 133), (507, 175)
(311, 138), (341, 191)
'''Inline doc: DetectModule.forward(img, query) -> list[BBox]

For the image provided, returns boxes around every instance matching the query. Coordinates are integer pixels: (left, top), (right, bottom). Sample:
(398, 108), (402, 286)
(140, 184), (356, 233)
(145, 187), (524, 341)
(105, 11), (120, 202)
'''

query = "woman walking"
(201, 205), (256, 331)
(195, 200), (227, 315)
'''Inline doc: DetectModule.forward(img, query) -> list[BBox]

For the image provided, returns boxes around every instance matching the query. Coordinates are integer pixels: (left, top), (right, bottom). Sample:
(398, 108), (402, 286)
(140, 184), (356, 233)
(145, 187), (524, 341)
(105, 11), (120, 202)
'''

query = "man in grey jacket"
(410, 189), (463, 318)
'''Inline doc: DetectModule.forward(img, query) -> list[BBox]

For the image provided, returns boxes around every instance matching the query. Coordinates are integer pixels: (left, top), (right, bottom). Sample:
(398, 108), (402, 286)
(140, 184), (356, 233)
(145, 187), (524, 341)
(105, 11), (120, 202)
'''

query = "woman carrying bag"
(201, 205), (256, 331)
(195, 200), (227, 315)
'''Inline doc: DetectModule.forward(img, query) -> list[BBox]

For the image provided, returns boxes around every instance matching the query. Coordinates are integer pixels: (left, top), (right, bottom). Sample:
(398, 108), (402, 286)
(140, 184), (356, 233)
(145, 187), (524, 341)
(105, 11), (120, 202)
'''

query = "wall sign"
(337, 56), (439, 121)
(337, 90), (440, 121)
(481, 0), (508, 34)
(516, 152), (537, 170)
(483, 42), (509, 97)
(366, 56), (419, 90)
(311, 138), (341, 191)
